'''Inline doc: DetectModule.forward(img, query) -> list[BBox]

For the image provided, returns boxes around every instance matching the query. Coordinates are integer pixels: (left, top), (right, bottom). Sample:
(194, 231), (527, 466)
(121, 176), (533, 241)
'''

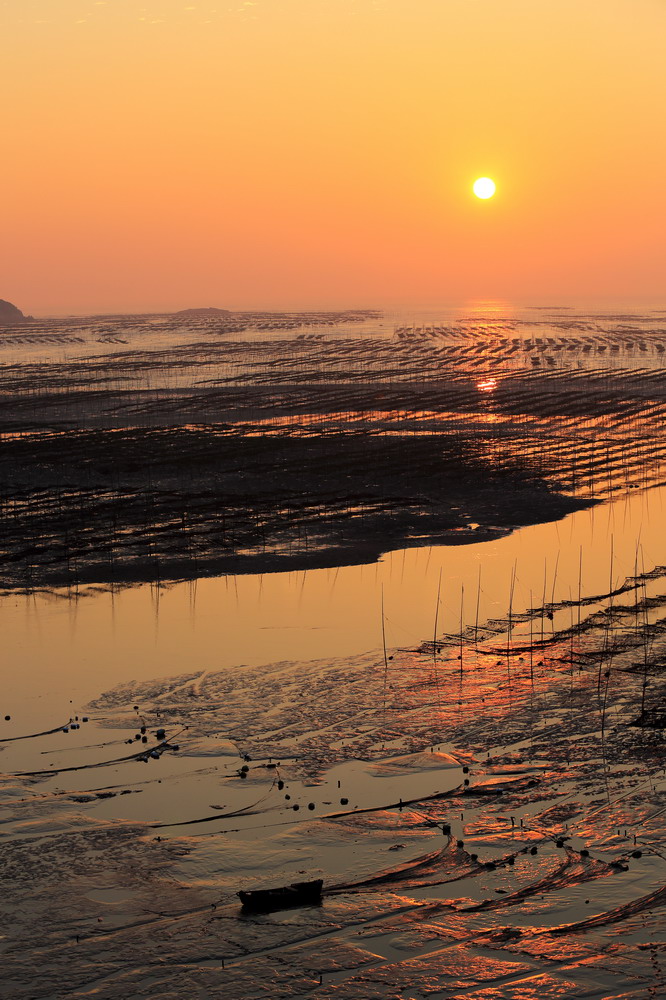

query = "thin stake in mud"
(431, 568), (443, 715)
(507, 561), (516, 685)
(550, 551), (559, 627)
(639, 546), (652, 723)
(433, 568), (442, 659)
(569, 587), (575, 692)
(599, 535), (614, 695)
(633, 541), (640, 642)
(459, 584), (464, 676)
(541, 558), (547, 644)
(577, 546), (583, 634)
(474, 565), (481, 650)
(528, 588), (535, 690)
(600, 663), (613, 804)
(381, 584), (389, 739)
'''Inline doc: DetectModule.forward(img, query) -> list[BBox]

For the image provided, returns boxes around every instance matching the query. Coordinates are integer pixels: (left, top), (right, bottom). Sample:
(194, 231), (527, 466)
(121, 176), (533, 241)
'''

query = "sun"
(473, 177), (496, 200)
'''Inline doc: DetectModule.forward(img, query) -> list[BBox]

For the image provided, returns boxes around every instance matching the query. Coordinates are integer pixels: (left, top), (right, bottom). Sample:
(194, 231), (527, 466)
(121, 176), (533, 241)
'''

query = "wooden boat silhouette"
(238, 878), (323, 912)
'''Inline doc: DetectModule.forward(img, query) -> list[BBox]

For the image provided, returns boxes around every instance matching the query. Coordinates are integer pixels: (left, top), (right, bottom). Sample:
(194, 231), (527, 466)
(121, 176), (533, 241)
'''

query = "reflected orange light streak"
(476, 378), (498, 393)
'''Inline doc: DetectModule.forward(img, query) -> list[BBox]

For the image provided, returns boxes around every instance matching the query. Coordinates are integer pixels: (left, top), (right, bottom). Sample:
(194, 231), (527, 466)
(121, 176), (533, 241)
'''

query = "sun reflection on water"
(476, 378), (498, 393)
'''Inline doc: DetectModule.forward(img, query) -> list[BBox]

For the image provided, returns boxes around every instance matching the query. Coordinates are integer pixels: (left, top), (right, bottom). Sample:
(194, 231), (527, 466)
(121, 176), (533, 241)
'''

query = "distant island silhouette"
(0, 299), (31, 325)
(173, 307), (232, 318)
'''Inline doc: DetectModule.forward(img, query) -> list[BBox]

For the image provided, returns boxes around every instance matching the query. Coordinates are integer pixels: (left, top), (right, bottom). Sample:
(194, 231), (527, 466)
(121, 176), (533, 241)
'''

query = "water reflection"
(1, 482), (661, 735)
(476, 377), (497, 393)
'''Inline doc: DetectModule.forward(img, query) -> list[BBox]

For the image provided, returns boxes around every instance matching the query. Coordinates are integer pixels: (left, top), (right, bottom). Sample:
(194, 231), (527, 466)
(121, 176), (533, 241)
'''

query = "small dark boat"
(238, 878), (323, 912)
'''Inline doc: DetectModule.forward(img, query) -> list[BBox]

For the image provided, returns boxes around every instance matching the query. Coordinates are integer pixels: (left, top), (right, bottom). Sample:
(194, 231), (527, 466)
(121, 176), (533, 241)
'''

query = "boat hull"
(238, 879), (323, 912)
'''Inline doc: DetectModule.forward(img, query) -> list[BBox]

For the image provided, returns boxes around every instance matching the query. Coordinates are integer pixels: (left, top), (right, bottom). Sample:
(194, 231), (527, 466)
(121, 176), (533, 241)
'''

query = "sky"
(1, 0), (665, 315)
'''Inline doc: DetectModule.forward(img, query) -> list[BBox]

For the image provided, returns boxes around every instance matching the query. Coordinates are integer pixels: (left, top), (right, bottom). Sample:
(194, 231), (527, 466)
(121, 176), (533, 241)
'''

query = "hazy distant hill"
(173, 307), (232, 318)
(0, 299), (30, 324)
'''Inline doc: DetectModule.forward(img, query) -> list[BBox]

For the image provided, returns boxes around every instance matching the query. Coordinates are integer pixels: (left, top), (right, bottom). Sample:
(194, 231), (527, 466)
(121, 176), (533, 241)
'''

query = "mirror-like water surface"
(2, 481), (663, 734)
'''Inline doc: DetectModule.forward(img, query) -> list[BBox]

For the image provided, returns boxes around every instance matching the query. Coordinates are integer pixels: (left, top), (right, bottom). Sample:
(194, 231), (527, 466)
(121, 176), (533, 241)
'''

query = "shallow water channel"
(2, 483), (662, 742)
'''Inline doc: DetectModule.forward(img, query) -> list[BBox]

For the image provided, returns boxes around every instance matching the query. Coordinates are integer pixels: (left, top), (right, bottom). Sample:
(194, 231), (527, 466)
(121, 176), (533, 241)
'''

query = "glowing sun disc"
(473, 177), (496, 199)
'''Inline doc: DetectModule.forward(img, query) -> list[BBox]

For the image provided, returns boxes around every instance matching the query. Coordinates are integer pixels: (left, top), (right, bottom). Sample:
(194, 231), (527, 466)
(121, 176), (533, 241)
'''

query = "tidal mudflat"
(5, 306), (666, 590)
(1, 307), (665, 998)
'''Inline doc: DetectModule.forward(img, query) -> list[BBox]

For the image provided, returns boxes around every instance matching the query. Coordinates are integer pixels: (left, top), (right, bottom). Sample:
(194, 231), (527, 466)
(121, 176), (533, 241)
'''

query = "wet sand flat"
(2, 559), (665, 998)
(1, 307), (665, 998)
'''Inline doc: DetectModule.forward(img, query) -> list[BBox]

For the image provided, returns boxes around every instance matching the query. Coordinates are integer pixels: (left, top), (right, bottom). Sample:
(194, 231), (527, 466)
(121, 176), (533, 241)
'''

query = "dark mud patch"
(0, 425), (595, 590)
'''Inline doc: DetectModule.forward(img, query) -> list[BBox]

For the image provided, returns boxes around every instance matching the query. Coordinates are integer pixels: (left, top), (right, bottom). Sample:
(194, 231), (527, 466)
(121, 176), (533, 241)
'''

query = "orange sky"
(2, 0), (665, 314)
